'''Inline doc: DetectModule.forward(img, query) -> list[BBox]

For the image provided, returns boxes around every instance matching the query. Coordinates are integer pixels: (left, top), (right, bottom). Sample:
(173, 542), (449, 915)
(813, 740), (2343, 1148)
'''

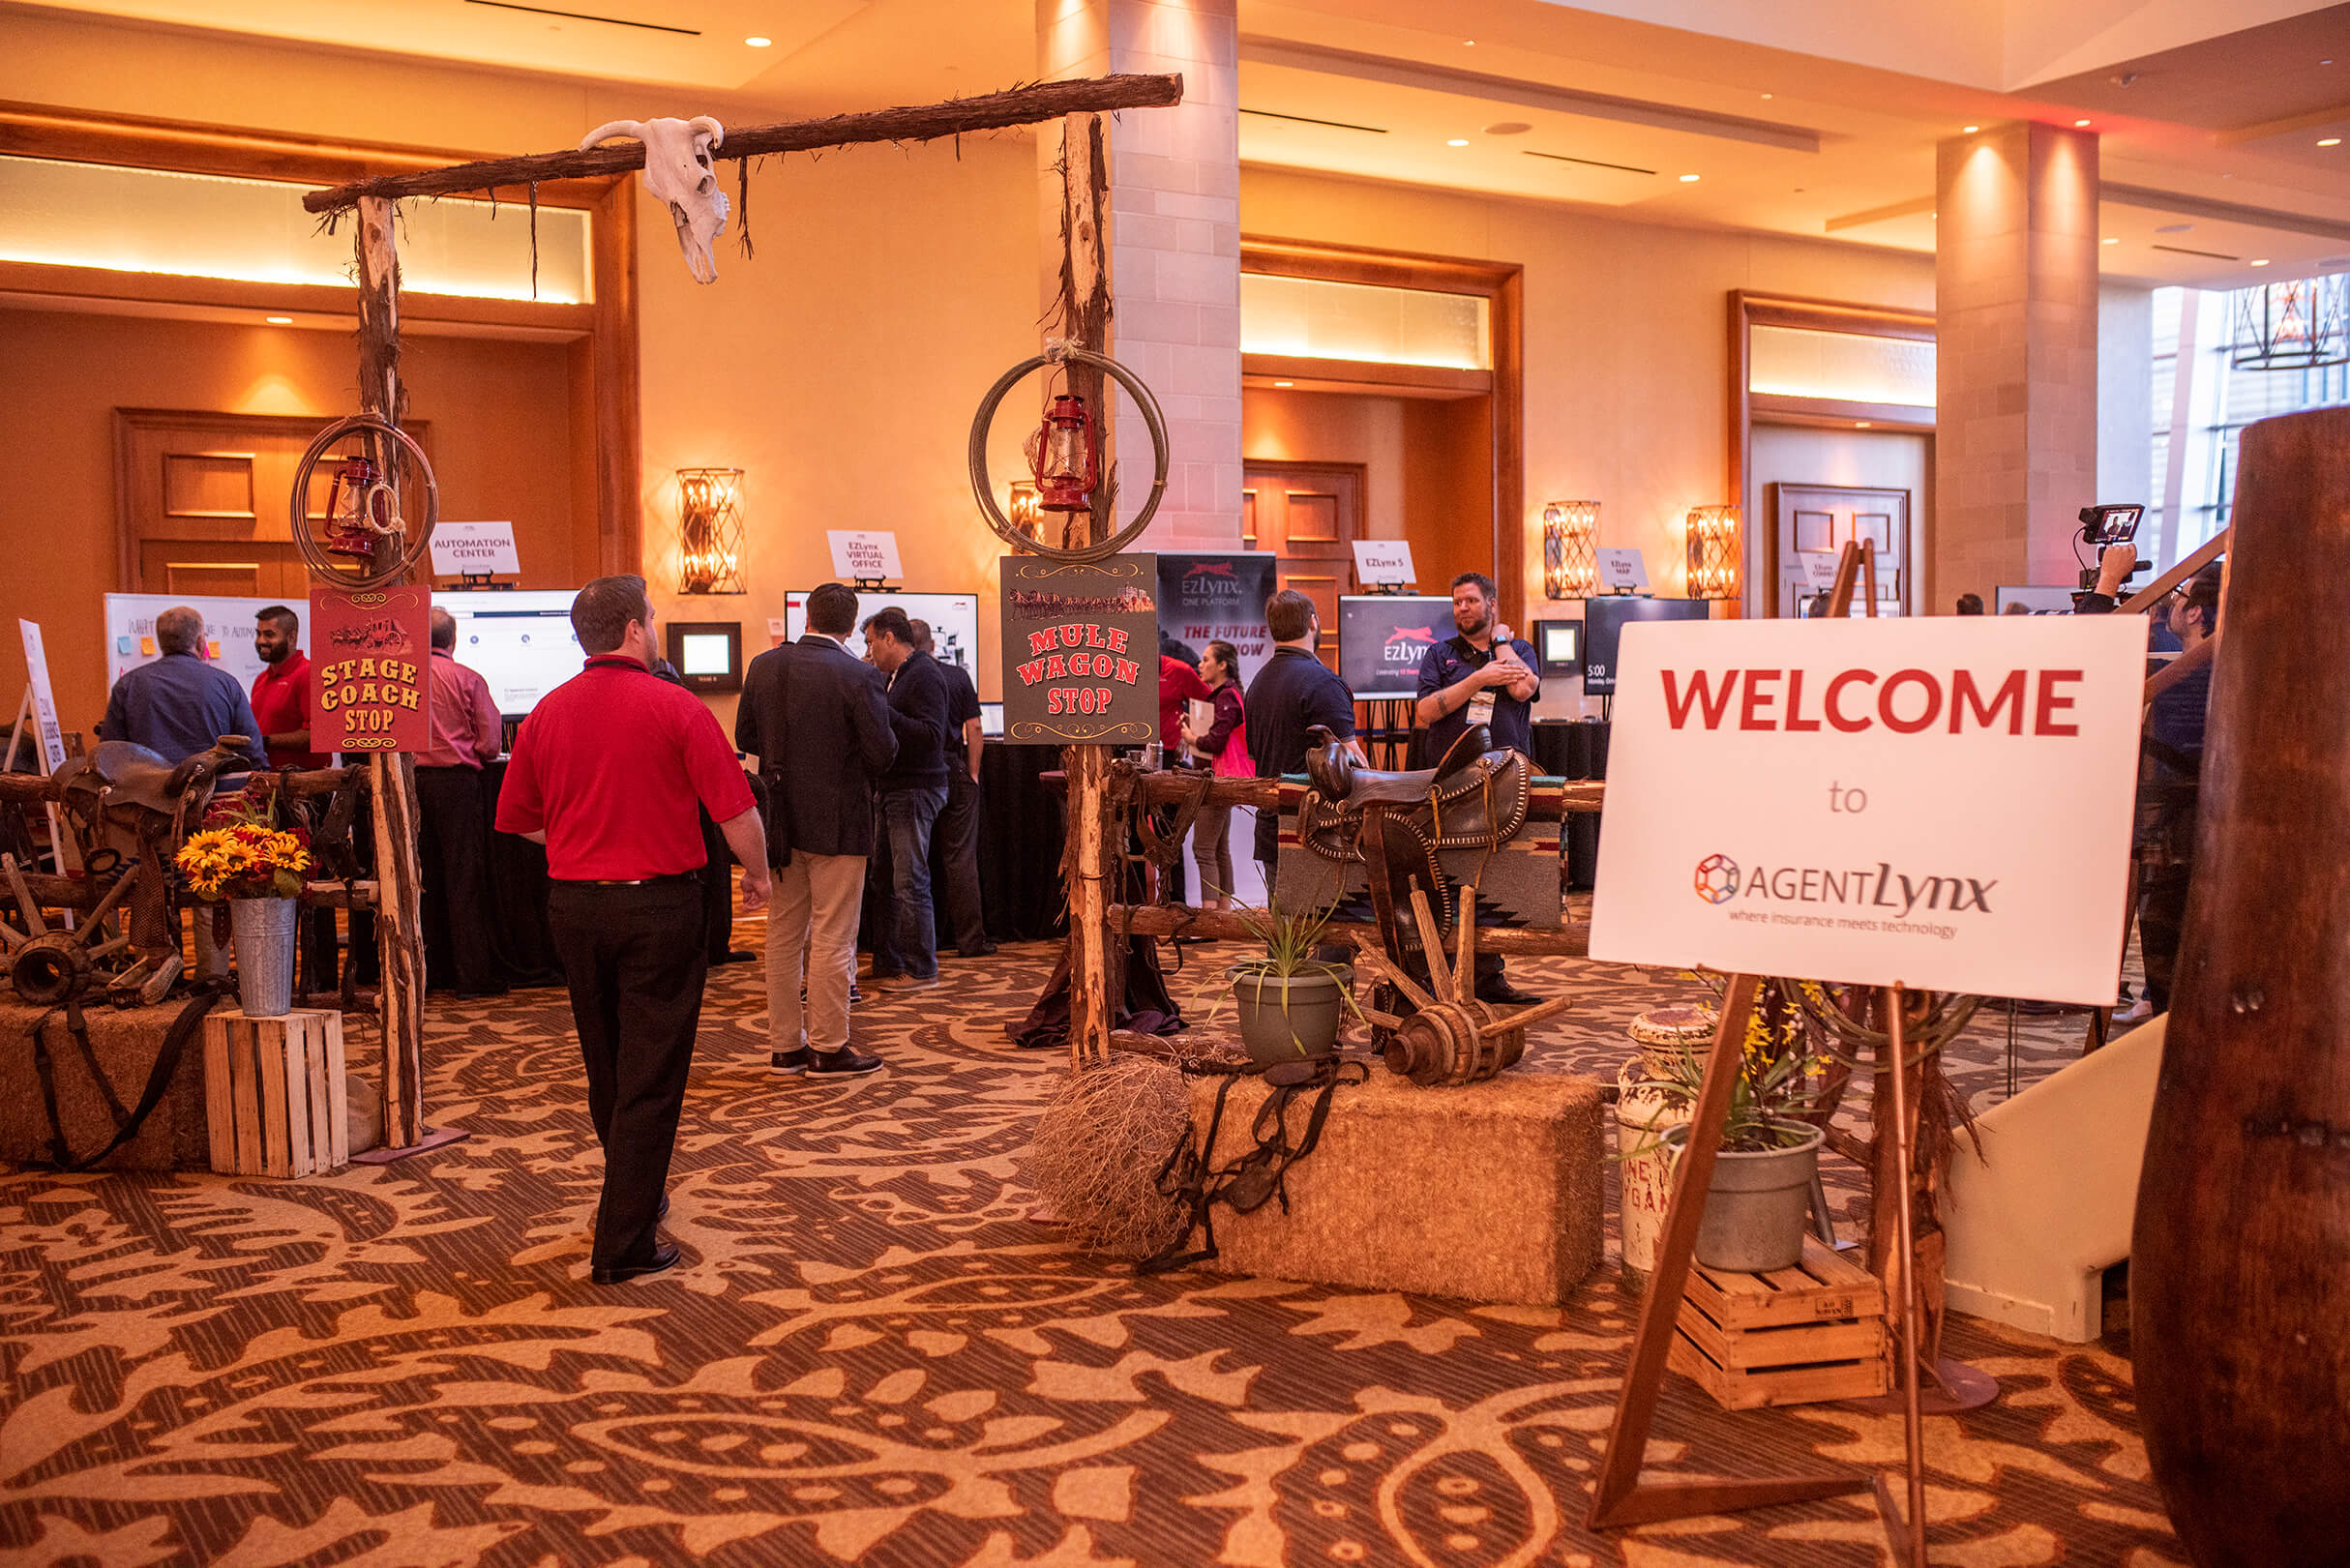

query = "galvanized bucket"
(229, 897), (298, 1018)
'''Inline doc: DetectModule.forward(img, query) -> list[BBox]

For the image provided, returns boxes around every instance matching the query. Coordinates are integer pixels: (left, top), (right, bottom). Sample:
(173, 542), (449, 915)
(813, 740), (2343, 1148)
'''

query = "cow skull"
(580, 116), (730, 283)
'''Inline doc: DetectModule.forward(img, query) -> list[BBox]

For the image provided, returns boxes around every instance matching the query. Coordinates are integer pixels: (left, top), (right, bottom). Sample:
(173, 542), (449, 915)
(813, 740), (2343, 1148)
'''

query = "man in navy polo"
(1413, 571), (1542, 1005)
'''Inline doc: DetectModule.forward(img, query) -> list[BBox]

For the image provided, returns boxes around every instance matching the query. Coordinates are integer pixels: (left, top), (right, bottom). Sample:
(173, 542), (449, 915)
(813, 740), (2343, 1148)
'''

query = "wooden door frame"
(1241, 238), (1524, 627)
(0, 100), (640, 579)
(1729, 291), (1935, 618)
(1768, 481), (1916, 617)
(1243, 457), (1370, 663)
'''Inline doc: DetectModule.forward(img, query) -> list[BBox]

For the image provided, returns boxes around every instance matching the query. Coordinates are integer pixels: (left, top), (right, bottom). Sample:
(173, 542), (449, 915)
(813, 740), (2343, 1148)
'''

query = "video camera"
(2077, 503), (2147, 591)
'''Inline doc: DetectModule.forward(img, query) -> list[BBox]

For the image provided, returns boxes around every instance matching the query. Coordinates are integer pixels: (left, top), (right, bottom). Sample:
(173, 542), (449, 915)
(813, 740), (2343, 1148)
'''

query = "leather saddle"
(1295, 724), (1531, 959)
(57, 737), (254, 843)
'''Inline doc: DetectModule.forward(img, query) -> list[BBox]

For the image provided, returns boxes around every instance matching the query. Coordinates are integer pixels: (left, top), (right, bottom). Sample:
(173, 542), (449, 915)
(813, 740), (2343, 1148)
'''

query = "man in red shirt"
(496, 576), (770, 1285)
(251, 605), (337, 989)
(415, 607), (507, 999)
(251, 606), (327, 768)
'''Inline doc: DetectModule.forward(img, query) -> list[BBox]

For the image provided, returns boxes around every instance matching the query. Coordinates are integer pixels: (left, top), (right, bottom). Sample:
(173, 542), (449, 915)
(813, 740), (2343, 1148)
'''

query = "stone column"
(1933, 123), (2100, 603)
(1039, 0), (1242, 548)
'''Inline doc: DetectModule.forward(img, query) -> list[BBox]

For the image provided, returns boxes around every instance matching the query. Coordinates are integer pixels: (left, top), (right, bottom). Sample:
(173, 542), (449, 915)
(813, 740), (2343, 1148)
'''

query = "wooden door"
(1242, 460), (1365, 666)
(1770, 483), (1911, 617)
(114, 409), (431, 593)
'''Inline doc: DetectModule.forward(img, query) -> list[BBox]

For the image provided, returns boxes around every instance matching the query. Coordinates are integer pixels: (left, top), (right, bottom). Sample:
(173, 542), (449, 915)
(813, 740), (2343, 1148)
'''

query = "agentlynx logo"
(1692, 854), (1997, 916)
(1693, 854), (1740, 904)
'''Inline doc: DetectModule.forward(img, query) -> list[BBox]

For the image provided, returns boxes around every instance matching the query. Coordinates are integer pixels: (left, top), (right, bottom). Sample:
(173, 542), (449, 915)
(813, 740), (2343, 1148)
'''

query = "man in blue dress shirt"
(99, 606), (266, 767)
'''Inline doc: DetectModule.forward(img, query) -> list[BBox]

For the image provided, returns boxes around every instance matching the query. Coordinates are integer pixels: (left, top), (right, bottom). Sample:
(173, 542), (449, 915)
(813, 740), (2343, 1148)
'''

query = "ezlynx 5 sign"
(1591, 615), (2148, 1003)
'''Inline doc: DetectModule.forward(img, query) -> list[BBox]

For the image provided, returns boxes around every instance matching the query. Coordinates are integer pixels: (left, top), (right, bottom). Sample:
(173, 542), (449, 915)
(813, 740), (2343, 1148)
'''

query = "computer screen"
(1335, 595), (1455, 701)
(437, 590), (584, 717)
(979, 701), (1004, 737)
(1533, 618), (1583, 675)
(1581, 597), (1711, 695)
(678, 633), (731, 676)
(783, 591), (980, 675)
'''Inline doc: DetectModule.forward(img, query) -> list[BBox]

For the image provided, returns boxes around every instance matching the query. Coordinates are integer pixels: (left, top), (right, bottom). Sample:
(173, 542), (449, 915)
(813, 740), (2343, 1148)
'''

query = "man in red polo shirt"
(496, 576), (769, 1286)
(251, 606), (337, 989)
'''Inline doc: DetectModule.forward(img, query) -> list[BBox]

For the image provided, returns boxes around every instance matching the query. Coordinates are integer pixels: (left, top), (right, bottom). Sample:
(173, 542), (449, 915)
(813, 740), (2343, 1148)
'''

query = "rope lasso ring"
(288, 414), (439, 591)
(967, 342), (1171, 563)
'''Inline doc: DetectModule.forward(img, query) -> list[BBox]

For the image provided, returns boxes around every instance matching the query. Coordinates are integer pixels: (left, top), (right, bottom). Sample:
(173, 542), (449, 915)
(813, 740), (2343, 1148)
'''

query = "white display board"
(1590, 615), (2146, 1004)
(1351, 539), (1415, 586)
(430, 521), (521, 578)
(104, 594), (296, 692)
(17, 621), (68, 771)
(783, 590), (980, 674)
(1595, 547), (1651, 591)
(436, 590), (583, 717)
(827, 530), (903, 582)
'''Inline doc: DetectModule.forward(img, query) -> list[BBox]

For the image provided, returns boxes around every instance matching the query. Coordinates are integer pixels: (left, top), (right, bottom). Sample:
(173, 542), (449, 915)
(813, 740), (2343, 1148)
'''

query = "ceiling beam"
(1238, 38), (1821, 154)
(1825, 194), (1936, 232)
(2104, 182), (2350, 245)
(2214, 99), (2350, 147)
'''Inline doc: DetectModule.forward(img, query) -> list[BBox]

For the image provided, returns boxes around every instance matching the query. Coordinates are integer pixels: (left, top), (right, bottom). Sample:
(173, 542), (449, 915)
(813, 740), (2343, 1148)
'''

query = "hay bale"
(1026, 1055), (1193, 1258)
(1189, 1068), (1605, 1306)
(0, 998), (212, 1170)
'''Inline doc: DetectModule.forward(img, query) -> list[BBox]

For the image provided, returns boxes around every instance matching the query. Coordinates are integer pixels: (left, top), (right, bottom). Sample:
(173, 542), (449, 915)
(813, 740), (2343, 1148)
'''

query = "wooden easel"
(1586, 539), (1931, 1563)
(7, 685), (75, 874)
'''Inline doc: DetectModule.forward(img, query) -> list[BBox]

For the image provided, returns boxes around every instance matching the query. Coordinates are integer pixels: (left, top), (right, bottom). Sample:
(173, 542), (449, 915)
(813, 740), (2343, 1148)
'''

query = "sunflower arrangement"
(175, 808), (312, 902)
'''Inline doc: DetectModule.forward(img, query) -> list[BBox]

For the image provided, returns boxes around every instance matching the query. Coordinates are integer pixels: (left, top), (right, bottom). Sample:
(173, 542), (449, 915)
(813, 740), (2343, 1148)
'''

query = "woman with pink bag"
(1178, 638), (1251, 910)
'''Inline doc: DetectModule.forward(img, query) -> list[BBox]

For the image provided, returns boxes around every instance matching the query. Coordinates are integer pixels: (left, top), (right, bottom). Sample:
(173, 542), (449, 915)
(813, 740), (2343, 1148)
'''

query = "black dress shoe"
(591, 1239), (680, 1285)
(1475, 979), (1543, 1007)
(957, 942), (999, 959)
(809, 1045), (884, 1078)
(772, 1048), (813, 1075)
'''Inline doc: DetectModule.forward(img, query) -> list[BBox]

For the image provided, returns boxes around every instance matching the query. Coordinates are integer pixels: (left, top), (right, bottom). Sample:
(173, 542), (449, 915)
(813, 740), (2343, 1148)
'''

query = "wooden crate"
(1667, 1235), (1891, 1409)
(202, 1010), (348, 1178)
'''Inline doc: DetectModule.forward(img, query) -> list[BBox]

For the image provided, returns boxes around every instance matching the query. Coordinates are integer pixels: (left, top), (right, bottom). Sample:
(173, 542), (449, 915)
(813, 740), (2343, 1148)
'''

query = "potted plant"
(1205, 898), (1357, 1065)
(175, 796), (312, 1018)
(1648, 980), (1828, 1273)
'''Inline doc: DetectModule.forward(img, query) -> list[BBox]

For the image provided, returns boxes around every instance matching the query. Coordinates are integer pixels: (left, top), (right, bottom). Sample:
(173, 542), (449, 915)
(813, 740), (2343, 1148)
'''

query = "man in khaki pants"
(734, 582), (896, 1078)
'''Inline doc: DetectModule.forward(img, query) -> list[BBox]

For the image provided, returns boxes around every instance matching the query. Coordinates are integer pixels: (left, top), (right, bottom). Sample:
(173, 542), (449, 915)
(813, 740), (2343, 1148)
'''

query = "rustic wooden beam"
(354, 194), (430, 1154)
(1125, 769), (1606, 815)
(0, 765), (359, 807)
(1110, 903), (1592, 958)
(303, 74), (1184, 213)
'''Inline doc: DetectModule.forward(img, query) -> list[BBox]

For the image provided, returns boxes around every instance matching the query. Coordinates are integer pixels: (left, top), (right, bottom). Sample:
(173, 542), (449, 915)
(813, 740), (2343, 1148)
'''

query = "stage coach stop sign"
(1590, 614), (2148, 1005)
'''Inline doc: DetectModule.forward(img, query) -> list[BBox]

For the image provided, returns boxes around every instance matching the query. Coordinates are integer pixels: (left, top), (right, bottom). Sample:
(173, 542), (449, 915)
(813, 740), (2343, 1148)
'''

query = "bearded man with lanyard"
(1413, 570), (1542, 1006)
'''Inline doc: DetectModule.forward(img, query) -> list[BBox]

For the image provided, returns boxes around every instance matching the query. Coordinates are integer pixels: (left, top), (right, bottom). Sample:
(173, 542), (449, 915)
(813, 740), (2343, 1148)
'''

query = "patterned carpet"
(0, 909), (2187, 1567)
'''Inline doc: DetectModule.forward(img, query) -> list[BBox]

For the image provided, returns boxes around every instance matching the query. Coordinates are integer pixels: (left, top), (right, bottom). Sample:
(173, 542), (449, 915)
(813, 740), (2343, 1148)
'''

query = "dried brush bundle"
(1026, 1054), (1194, 1259)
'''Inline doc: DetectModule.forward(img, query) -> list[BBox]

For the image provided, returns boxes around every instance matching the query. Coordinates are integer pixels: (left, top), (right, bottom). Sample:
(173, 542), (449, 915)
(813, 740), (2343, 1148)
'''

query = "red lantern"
(322, 456), (396, 563)
(1024, 392), (1099, 513)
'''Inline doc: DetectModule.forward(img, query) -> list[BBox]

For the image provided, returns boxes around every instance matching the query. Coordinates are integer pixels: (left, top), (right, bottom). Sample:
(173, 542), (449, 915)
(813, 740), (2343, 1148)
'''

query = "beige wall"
(0, 309), (577, 738)
(1239, 167), (1938, 645)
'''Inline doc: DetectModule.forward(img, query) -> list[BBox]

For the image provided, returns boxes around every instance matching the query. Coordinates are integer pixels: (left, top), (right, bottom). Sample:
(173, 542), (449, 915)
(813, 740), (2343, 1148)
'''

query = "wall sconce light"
(1685, 504), (1740, 600)
(676, 467), (746, 594)
(1007, 480), (1044, 541)
(1542, 499), (1599, 598)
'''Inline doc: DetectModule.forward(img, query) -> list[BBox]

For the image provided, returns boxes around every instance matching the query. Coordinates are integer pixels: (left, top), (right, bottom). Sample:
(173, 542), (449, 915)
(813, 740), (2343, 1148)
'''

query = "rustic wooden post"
(1057, 111), (1116, 1072)
(352, 194), (430, 1150)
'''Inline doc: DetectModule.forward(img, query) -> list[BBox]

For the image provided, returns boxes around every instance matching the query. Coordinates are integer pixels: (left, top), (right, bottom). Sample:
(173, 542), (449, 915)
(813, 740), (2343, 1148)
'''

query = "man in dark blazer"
(735, 582), (896, 1078)
(861, 606), (952, 991)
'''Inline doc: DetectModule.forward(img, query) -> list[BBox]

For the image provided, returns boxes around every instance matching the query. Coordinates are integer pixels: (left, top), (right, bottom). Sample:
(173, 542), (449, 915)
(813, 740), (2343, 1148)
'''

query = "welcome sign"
(1591, 615), (2147, 1003)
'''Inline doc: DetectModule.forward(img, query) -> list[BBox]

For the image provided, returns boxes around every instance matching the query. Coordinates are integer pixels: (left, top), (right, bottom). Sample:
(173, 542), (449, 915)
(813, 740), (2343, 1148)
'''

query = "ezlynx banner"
(1591, 615), (2147, 1003)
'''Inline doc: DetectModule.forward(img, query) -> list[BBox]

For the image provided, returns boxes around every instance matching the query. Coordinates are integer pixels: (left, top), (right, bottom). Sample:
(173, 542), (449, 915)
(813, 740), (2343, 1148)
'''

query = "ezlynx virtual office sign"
(1591, 615), (2148, 1004)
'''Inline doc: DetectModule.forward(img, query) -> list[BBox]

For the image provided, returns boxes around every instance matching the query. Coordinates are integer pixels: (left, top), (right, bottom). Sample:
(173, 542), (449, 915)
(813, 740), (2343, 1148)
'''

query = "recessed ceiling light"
(265, 315), (293, 324)
(1462, 39), (1474, 46)
(1272, 380), (1294, 388)
(1962, 125), (1979, 133)
(1856, 421), (1872, 429)
(2322, 137), (2344, 147)
(1761, 92), (1773, 100)
(2073, 118), (2093, 128)
(1446, 138), (1470, 147)
(2102, 236), (2120, 245)
(1482, 122), (1532, 135)
(2251, 258), (2271, 266)
(1678, 172), (1700, 183)
(745, 35), (771, 46)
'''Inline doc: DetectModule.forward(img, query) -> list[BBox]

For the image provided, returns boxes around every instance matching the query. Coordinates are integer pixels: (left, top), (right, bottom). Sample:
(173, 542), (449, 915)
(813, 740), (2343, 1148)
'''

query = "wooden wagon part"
(9, 859), (138, 1007)
(1351, 881), (1578, 1086)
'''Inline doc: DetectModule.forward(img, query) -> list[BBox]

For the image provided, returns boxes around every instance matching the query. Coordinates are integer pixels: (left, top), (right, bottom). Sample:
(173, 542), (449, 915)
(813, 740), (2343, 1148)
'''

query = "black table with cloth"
(480, 757), (565, 989)
(1530, 719), (1608, 892)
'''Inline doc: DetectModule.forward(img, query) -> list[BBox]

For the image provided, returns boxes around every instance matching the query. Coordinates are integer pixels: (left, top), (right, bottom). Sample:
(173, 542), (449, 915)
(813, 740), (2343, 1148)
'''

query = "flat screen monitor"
(979, 701), (1004, 737)
(666, 621), (742, 694)
(1336, 595), (1455, 700)
(1581, 597), (1711, 695)
(783, 590), (980, 675)
(1532, 618), (1583, 677)
(437, 590), (584, 717)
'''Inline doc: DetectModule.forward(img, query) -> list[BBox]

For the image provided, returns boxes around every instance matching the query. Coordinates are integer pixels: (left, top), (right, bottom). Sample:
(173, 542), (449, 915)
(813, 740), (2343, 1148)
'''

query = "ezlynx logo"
(1692, 854), (1997, 917)
(1383, 626), (1438, 664)
(1181, 562), (1244, 598)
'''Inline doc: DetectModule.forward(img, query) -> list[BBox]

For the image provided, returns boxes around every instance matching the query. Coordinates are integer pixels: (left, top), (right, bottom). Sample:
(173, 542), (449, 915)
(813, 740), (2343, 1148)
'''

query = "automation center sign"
(1591, 615), (2147, 1004)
